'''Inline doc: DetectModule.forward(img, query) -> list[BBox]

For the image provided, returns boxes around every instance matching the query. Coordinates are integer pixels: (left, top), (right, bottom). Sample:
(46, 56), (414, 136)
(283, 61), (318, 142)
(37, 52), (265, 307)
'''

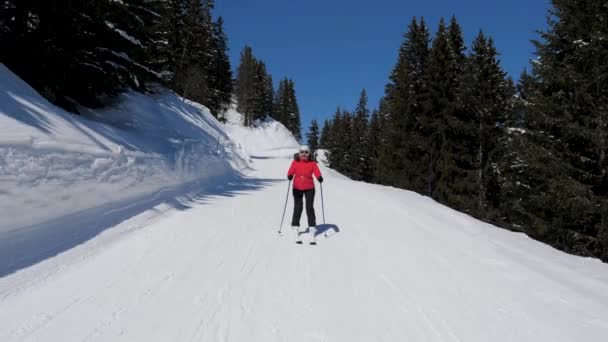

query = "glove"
(288, 175), (294, 181)
(318, 176), (323, 183)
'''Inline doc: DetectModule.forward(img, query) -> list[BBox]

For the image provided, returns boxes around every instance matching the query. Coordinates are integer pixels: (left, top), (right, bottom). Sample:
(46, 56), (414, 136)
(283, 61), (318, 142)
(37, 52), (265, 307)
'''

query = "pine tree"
(339, 110), (354, 176)
(273, 78), (301, 139)
(351, 90), (372, 181)
(286, 79), (302, 140)
(1, 1), (166, 110)
(235, 46), (275, 126)
(170, 0), (214, 105)
(207, 16), (233, 118)
(327, 108), (345, 170)
(463, 31), (513, 219)
(378, 17), (431, 191)
(273, 79), (287, 123)
(250, 61), (272, 122)
(320, 119), (332, 149)
(235, 46), (256, 125)
(306, 120), (320, 152)
(509, 0), (608, 260)
(373, 97), (391, 184)
(421, 17), (468, 205)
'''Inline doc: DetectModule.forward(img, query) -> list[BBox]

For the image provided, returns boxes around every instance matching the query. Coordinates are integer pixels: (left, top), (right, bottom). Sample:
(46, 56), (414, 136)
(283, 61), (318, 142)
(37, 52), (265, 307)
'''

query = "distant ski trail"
(1, 155), (608, 342)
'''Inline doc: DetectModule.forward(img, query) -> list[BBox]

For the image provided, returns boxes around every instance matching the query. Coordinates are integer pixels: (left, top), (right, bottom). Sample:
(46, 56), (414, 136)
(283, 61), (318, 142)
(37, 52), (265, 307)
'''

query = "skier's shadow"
(315, 224), (340, 239)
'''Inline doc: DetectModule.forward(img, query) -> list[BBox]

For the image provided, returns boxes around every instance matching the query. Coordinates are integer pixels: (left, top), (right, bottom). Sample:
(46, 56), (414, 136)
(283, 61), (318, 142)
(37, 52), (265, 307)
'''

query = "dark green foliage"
(273, 78), (301, 139)
(351, 90), (373, 181)
(0, 0), (232, 116)
(0, 0), (165, 110)
(235, 46), (275, 126)
(306, 120), (320, 152)
(461, 31), (514, 219)
(327, 108), (345, 170)
(319, 119), (332, 149)
(422, 17), (468, 205)
(377, 17), (430, 191)
(502, 0), (608, 260)
(207, 17), (233, 118)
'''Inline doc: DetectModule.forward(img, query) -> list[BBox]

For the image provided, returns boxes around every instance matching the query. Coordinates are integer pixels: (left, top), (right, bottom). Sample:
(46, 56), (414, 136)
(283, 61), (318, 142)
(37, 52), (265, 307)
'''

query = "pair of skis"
(278, 226), (317, 245)
(278, 180), (322, 245)
(295, 228), (316, 245)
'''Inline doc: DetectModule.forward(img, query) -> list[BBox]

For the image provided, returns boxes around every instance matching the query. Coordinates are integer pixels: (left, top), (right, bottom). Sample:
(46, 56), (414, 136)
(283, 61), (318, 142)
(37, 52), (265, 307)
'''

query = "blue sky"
(215, 0), (551, 138)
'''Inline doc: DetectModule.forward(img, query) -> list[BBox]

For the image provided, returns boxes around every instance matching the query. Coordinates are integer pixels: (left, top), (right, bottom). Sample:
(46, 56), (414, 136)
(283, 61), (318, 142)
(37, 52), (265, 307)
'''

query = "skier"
(287, 145), (323, 244)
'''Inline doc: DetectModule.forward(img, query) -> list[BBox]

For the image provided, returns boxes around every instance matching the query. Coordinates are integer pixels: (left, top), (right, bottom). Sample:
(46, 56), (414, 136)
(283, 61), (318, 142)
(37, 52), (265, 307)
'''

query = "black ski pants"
(291, 188), (316, 227)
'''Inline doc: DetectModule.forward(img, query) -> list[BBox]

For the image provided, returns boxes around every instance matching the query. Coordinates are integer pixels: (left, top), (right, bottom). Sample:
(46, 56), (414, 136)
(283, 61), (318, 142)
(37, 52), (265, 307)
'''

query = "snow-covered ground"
(1, 64), (608, 341)
(0, 64), (249, 234)
(0, 63), (259, 276)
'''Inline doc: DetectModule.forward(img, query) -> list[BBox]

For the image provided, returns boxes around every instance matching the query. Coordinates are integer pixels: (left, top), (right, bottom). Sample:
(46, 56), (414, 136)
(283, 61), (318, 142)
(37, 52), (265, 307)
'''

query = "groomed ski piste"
(1, 64), (608, 342)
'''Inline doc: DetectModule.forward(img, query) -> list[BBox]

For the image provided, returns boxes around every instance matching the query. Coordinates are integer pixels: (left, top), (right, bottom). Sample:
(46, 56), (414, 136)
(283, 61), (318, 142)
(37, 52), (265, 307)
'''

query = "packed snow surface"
(1, 65), (608, 342)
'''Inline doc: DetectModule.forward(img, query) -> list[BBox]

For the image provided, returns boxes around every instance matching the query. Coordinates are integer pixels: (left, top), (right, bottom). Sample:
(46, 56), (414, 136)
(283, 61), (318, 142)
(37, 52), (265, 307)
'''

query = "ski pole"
(278, 180), (291, 235)
(320, 182), (326, 225)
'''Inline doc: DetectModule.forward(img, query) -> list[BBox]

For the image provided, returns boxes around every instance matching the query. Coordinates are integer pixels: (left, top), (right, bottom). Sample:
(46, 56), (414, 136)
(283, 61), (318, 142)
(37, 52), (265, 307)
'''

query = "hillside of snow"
(222, 108), (300, 158)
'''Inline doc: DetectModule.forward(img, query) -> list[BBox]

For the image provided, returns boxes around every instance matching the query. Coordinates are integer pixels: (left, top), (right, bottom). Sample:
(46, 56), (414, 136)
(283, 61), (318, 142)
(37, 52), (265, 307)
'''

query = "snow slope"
(2, 145), (608, 340)
(2, 65), (608, 341)
(222, 107), (300, 158)
(0, 64), (249, 234)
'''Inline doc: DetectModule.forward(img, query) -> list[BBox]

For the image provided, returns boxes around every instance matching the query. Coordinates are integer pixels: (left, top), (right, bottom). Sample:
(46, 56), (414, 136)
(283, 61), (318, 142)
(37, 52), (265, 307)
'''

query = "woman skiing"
(287, 145), (323, 244)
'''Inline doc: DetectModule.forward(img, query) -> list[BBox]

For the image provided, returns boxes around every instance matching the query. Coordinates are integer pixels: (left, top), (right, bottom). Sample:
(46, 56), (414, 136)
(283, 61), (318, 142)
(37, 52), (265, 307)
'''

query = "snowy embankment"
(0, 64), (247, 233)
(222, 108), (300, 158)
(0, 64), (295, 275)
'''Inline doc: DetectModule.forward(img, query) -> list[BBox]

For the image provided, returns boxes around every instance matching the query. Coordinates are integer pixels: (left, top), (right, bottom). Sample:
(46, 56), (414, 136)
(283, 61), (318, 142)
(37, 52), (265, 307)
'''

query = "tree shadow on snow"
(0, 172), (281, 278)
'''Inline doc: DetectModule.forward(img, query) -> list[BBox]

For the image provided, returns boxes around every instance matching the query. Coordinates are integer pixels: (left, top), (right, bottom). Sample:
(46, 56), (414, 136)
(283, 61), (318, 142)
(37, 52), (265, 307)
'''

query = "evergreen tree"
(378, 17), (430, 191)
(373, 97), (391, 184)
(171, 0), (214, 105)
(273, 79), (287, 123)
(320, 119), (332, 149)
(509, 0), (608, 260)
(250, 61), (272, 121)
(339, 110), (354, 176)
(463, 31), (513, 219)
(286, 79), (302, 140)
(421, 17), (468, 205)
(235, 46), (256, 125)
(1, 0), (166, 110)
(207, 16), (233, 118)
(351, 89), (372, 181)
(235, 46), (275, 126)
(306, 120), (320, 152)
(327, 108), (345, 169)
(273, 78), (301, 139)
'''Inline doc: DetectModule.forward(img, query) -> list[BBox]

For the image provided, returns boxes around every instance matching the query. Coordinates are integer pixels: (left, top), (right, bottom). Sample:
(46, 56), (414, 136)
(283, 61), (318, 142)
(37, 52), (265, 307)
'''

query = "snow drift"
(222, 107), (300, 158)
(0, 64), (249, 233)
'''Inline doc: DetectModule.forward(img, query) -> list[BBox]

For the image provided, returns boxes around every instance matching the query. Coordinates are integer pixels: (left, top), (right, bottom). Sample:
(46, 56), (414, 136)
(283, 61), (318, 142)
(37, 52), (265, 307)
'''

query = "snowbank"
(0, 64), (248, 233)
(222, 107), (300, 158)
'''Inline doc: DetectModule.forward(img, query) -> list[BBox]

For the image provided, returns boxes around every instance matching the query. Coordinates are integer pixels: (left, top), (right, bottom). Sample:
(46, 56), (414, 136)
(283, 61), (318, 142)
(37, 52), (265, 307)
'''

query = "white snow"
(1, 64), (608, 342)
(507, 127), (527, 134)
(105, 21), (142, 46)
(0, 63), (248, 235)
(222, 106), (300, 158)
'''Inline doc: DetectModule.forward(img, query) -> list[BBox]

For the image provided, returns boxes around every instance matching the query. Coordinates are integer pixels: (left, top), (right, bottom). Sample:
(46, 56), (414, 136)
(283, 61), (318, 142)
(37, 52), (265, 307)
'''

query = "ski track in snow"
(1, 154), (608, 341)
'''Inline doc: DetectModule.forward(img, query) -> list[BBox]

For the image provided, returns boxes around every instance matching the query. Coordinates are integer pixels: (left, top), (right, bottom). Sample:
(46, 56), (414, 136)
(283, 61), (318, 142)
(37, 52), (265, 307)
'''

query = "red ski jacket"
(287, 157), (322, 191)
